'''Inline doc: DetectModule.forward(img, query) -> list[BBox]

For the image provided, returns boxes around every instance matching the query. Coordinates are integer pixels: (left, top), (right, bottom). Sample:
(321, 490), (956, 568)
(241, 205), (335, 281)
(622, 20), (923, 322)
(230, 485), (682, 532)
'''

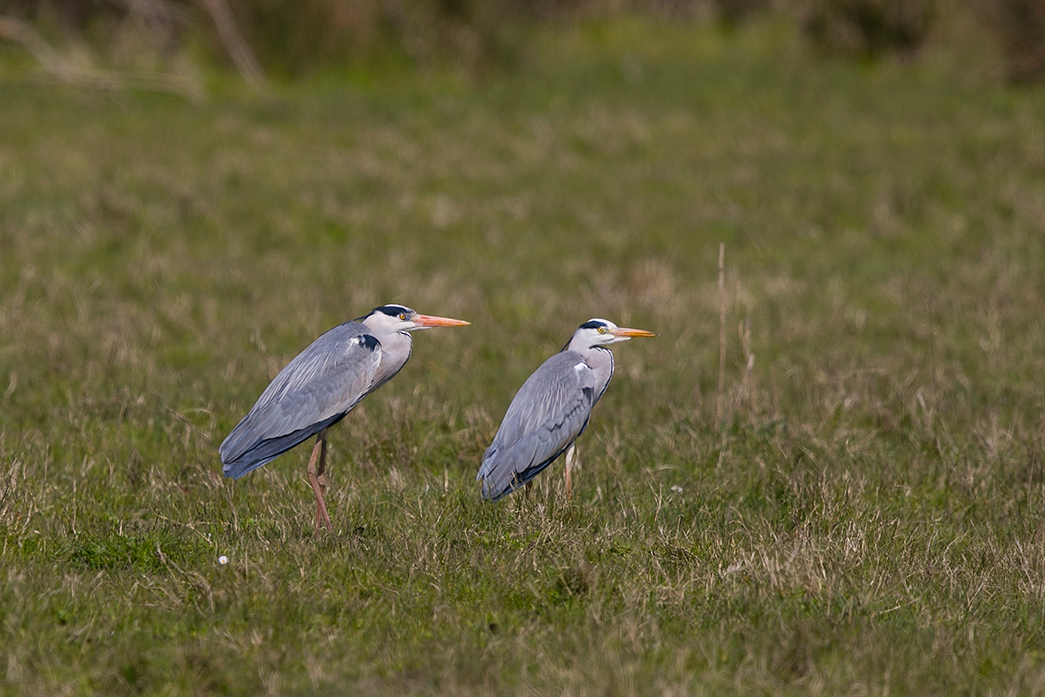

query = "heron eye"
(399, 313), (407, 320)
(598, 327), (607, 334)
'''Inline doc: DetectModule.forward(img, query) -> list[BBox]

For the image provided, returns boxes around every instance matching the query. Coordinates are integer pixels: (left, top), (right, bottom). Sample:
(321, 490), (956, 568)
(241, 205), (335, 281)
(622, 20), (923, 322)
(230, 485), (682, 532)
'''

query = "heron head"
(569, 318), (656, 349)
(364, 305), (470, 334)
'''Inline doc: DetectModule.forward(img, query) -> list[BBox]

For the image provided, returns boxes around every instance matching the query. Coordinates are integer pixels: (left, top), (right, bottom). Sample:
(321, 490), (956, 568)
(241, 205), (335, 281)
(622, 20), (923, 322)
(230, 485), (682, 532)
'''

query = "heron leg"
(306, 429), (334, 534)
(565, 442), (577, 502)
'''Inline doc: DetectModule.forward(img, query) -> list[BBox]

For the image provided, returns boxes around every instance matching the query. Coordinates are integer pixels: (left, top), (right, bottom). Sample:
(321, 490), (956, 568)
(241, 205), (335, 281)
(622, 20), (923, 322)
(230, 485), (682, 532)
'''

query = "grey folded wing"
(220, 323), (382, 478)
(477, 351), (596, 501)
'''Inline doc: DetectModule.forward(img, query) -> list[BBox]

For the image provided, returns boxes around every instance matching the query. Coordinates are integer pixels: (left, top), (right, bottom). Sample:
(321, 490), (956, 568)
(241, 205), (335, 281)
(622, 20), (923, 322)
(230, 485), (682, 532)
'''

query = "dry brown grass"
(975, 0), (1045, 82)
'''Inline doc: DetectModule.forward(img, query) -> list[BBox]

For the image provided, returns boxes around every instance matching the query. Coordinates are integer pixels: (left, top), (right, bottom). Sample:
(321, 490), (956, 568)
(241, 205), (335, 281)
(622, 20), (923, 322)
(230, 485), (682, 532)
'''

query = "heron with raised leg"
(220, 304), (469, 533)
(477, 318), (655, 502)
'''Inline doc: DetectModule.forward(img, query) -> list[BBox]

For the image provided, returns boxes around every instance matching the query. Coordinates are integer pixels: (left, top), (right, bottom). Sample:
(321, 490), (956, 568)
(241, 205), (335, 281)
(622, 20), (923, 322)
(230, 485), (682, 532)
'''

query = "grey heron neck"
(371, 329), (413, 390)
(580, 345), (615, 404)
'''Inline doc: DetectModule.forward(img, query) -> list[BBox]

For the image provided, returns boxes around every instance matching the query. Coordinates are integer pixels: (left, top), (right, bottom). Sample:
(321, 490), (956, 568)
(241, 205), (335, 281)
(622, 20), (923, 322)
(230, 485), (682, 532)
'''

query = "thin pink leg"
(306, 429), (333, 534)
(564, 443), (577, 502)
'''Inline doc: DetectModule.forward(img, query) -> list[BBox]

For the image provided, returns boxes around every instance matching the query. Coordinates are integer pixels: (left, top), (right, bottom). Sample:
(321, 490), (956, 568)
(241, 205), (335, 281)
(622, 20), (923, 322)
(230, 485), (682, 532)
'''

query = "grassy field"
(2, 15), (1045, 695)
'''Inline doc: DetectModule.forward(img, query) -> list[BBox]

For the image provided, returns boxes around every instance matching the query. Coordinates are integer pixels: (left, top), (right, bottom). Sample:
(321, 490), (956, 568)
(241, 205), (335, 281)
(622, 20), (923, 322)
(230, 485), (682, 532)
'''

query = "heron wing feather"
(477, 352), (596, 500)
(219, 322), (382, 477)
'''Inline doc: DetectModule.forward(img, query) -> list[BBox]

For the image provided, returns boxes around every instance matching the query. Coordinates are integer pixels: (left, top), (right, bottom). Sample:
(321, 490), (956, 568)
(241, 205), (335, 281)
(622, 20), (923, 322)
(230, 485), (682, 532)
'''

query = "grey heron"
(220, 304), (469, 532)
(477, 318), (655, 502)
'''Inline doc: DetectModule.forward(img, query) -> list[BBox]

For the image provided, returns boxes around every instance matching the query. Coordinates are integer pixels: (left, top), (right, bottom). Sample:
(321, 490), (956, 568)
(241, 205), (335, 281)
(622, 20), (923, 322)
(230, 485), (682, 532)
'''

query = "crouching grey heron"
(477, 318), (655, 502)
(220, 304), (469, 533)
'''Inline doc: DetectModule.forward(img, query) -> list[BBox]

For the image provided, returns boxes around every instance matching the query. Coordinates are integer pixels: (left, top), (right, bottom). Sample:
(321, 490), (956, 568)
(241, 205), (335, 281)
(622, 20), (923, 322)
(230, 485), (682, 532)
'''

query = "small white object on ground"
(218, 555), (229, 565)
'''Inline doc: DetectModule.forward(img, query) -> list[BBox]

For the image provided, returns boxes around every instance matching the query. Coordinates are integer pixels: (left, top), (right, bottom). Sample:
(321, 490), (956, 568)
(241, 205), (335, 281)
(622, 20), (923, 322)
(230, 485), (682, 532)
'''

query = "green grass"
(3, 15), (1045, 695)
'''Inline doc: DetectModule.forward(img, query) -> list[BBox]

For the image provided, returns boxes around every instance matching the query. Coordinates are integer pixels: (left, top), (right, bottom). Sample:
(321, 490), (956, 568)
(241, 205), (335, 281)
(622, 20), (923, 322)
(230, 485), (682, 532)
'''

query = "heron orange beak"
(612, 327), (656, 338)
(413, 314), (471, 328)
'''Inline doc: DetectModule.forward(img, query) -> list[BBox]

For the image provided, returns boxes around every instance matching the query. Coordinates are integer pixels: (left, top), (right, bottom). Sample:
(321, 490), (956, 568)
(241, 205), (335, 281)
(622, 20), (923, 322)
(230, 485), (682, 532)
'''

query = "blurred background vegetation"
(0, 0), (1043, 86)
